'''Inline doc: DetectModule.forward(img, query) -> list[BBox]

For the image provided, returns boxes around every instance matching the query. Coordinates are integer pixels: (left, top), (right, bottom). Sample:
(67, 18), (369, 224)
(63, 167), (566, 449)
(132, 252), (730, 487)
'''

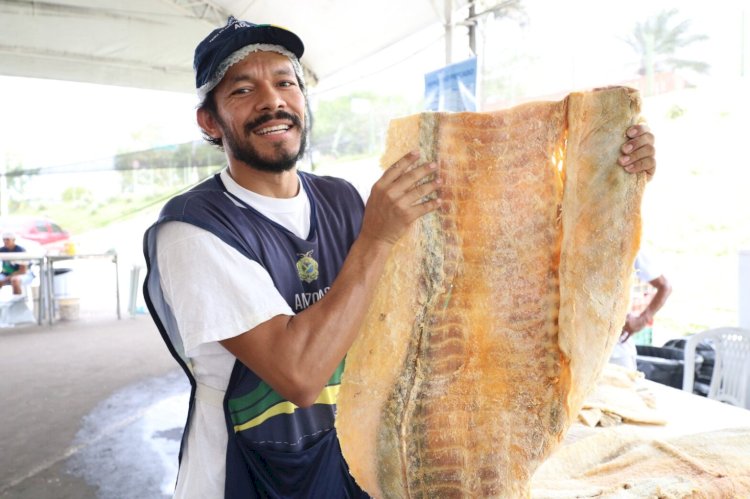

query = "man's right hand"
(359, 151), (442, 247)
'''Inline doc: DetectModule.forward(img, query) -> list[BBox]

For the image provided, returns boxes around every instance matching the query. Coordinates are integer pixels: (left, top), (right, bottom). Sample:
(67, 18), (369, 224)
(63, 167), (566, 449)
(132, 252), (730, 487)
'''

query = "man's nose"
(255, 84), (285, 111)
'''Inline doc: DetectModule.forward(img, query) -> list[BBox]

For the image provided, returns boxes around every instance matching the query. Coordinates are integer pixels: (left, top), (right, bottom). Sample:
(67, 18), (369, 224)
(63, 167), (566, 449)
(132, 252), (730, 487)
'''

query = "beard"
(220, 110), (307, 173)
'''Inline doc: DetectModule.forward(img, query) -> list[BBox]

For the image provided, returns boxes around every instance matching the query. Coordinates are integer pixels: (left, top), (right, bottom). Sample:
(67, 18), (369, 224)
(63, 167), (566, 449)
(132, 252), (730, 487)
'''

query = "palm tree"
(624, 9), (709, 95)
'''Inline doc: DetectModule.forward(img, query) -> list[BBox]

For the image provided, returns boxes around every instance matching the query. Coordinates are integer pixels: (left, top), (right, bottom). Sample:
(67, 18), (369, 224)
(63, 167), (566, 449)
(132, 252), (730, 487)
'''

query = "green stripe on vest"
(228, 361), (345, 427)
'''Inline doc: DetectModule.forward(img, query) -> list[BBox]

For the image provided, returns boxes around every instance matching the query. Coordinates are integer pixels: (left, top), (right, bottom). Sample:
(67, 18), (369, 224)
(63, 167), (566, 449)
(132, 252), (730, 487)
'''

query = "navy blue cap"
(194, 16), (304, 92)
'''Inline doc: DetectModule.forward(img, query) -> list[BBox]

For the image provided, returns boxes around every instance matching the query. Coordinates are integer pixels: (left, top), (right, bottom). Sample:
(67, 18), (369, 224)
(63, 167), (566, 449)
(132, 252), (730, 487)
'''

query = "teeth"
(256, 124), (290, 135)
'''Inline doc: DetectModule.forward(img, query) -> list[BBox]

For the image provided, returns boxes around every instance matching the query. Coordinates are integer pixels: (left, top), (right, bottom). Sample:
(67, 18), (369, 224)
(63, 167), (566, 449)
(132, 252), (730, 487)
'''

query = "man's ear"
(197, 107), (222, 141)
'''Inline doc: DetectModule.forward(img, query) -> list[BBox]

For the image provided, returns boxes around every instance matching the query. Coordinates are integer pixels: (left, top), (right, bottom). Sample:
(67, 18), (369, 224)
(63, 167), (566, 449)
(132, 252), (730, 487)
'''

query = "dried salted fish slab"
(531, 428), (750, 498)
(337, 87), (645, 498)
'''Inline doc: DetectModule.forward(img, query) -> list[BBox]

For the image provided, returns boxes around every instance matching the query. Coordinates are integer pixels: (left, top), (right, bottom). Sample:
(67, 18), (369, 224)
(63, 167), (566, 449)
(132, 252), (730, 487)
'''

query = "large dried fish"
(336, 87), (645, 498)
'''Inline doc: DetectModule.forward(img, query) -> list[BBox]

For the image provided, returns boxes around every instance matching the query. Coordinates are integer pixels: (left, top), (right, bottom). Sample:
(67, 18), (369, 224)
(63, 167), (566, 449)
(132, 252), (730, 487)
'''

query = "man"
(0, 232), (32, 295)
(610, 251), (673, 370)
(143, 17), (657, 498)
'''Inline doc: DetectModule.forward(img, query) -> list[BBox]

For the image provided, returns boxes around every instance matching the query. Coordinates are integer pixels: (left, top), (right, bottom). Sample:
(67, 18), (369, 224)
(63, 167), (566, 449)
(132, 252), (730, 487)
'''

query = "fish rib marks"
(336, 88), (644, 499)
(392, 109), (568, 497)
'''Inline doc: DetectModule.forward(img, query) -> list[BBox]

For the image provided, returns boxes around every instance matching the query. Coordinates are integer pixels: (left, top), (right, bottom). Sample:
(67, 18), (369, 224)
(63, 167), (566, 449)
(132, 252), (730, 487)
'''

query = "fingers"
(621, 124), (653, 155)
(619, 124), (656, 179)
(407, 169), (441, 205)
(381, 150), (421, 182)
(361, 153), (442, 246)
(626, 123), (650, 139)
(379, 151), (440, 203)
(395, 162), (440, 203)
(380, 161), (441, 223)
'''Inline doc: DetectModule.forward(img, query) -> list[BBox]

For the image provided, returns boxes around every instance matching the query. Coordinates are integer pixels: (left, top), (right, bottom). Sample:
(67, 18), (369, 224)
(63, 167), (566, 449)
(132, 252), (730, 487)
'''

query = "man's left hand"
(619, 124), (655, 179)
(621, 312), (649, 341)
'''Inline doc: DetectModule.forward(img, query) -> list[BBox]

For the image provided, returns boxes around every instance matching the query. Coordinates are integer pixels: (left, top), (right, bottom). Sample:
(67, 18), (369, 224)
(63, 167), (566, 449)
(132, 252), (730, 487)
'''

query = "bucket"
(53, 268), (75, 297)
(58, 297), (80, 321)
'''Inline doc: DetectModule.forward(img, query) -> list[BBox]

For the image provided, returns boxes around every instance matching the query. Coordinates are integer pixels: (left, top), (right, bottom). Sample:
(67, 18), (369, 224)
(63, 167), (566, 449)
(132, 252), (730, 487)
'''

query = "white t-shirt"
(156, 168), (311, 499)
(634, 252), (661, 284)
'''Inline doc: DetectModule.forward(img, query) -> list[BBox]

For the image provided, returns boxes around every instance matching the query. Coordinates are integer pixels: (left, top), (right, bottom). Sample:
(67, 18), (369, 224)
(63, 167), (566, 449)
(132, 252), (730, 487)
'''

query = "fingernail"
(620, 155), (630, 164)
(627, 128), (638, 138)
(623, 144), (633, 153)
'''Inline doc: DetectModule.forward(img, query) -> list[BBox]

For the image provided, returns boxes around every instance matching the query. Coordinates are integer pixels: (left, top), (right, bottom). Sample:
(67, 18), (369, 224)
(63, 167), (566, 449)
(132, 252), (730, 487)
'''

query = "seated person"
(0, 232), (34, 295)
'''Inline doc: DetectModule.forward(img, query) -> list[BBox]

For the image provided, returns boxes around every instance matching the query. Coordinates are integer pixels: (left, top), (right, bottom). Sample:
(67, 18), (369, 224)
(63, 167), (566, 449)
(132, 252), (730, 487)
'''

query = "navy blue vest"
(143, 172), (369, 498)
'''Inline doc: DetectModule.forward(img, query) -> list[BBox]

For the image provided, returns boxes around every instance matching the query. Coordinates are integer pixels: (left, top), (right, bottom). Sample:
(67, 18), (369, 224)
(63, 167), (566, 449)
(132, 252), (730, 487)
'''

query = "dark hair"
(199, 90), (224, 149)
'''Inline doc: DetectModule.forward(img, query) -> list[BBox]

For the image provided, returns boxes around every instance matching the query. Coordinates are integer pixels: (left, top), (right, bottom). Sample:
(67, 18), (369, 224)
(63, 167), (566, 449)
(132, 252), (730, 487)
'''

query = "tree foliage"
(624, 9), (709, 78)
(310, 92), (416, 159)
(113, 141), (224, 192)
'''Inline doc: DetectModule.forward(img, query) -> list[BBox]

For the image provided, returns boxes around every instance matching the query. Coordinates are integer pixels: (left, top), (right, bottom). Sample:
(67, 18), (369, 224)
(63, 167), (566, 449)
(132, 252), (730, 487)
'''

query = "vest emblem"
(296, 250), (319, 283)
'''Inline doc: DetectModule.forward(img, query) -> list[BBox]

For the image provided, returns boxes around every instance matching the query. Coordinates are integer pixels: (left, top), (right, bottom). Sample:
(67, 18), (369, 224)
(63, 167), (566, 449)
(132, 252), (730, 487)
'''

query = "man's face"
(206, 51), (307, 173)
(3, 237), (15, 250)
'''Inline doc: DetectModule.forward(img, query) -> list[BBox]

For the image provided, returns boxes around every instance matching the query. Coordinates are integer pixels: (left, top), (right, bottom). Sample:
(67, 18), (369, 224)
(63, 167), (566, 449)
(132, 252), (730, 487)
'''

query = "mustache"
(244, 110), (303, 135)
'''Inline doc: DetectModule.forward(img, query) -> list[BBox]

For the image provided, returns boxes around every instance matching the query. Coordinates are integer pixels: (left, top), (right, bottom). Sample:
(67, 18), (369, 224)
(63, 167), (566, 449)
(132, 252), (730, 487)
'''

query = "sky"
(0, 0), (747, 173)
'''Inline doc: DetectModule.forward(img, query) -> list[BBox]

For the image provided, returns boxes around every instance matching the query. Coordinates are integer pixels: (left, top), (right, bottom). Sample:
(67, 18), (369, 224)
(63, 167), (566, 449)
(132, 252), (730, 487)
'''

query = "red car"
(0, 216), (70, 247)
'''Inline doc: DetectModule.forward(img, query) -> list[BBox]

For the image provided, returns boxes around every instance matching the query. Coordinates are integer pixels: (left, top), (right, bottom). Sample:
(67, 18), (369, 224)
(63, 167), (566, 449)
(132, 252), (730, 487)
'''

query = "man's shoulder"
(302, 171), (353, 188)
(161, 175), (231, 215)
(301, 172), (362, 202)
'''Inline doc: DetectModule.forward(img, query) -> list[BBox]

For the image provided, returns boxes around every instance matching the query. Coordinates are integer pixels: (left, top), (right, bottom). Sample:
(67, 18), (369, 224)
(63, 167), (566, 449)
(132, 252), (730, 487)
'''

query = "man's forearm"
(285, 236), (393, 400)
(640, 278), (672, 323)
(220, 235), (396, 407)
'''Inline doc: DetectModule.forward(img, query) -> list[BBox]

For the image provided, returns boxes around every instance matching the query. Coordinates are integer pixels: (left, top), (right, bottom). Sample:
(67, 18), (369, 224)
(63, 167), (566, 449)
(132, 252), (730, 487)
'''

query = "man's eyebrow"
(228, 67), (295, 83)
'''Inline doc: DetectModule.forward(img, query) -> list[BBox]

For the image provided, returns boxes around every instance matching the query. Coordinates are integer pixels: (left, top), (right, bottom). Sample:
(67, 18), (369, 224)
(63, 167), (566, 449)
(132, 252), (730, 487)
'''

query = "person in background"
(0, 232), (33, 296)
(610, 251), (673, 370)
(143, 16), (658, 499)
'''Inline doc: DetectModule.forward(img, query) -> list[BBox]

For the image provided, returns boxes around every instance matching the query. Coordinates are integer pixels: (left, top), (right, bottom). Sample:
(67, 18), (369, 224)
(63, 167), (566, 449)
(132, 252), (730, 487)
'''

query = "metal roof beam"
(0, 0), (161, 23)
(162, 0), (231, 26)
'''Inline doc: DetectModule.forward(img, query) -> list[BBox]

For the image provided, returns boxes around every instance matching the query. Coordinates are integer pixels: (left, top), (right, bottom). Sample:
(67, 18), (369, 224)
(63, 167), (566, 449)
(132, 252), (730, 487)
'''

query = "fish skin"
(337, 87), (644, 499)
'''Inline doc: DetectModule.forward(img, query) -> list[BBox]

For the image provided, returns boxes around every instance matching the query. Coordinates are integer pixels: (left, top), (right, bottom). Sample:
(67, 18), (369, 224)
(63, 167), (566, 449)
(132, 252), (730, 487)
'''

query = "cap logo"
(207, 16), (254, 43)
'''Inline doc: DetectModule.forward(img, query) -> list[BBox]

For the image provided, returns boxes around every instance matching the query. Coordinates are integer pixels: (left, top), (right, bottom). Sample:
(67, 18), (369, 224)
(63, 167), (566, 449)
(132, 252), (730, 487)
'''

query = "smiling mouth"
(255, 124), (291, 136)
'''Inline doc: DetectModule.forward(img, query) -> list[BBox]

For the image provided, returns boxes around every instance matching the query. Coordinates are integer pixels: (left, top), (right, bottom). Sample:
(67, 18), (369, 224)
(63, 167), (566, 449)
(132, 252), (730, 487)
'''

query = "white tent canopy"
(0, 0), (471, 93)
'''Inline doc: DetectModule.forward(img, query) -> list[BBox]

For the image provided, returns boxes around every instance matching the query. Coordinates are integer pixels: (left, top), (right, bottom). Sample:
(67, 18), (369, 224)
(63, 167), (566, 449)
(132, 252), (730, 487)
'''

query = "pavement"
(0, 285), (189, 498)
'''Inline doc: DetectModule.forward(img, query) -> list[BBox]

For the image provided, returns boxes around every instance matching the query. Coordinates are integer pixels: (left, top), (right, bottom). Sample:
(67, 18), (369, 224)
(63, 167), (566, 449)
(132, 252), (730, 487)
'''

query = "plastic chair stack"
(682, 327), (750, 409)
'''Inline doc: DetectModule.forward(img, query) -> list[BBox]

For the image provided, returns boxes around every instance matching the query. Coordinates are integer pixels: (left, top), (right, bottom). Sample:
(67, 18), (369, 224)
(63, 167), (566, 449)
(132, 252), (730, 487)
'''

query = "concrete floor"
(0, 310), (189, 498)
